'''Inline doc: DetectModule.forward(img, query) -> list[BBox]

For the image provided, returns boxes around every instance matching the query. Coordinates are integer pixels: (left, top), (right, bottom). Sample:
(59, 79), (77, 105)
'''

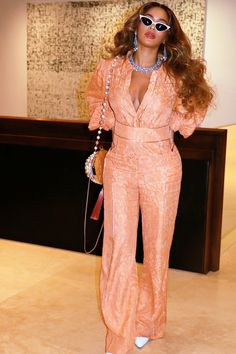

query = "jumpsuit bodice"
(86, 54), (206, 139)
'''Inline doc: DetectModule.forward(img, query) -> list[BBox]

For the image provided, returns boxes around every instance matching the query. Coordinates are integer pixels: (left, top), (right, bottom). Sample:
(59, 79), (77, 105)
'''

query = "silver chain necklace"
(128, 54), (162, 74)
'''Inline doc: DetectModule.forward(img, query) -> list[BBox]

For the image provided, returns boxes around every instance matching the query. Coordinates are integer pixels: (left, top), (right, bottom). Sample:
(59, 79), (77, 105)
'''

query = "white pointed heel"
(135, 336), (149, 348)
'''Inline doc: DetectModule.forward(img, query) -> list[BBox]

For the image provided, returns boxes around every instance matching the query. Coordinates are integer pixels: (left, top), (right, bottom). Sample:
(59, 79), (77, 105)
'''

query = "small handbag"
(85, 148), (107, 185)
(83, 56), (118, 254)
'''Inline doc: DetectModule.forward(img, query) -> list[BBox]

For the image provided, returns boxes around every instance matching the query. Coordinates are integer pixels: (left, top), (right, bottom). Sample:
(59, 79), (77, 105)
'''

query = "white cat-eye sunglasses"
(139, 14), (171, 32)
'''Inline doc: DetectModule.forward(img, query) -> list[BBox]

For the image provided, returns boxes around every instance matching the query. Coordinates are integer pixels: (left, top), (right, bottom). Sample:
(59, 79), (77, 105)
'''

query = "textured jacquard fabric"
(86, 54), (205, 137)
(86, 55), (206, 354)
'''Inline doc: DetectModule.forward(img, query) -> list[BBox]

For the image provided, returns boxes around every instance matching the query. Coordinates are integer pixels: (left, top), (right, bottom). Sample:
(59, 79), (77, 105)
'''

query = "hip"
(104, 140), (182, 180)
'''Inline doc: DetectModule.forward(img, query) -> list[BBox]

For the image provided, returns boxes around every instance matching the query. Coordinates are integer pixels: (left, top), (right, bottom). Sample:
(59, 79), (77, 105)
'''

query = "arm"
(85, 59), (115, 131)
(170, 97), (207, 138)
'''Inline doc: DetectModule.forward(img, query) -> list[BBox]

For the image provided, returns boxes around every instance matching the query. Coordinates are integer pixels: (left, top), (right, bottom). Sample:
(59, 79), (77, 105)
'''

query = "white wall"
(0, 0), (27, 116)
(0, 0), (235, 127)
(203, 0), (236, 127)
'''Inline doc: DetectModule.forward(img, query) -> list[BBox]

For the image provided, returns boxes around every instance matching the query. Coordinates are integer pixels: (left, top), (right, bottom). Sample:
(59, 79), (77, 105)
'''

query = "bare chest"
(128, 71), (152, 112)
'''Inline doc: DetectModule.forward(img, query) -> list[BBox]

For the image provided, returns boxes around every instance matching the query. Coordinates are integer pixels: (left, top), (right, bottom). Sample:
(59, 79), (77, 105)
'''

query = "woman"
(86, 2), (213, 354)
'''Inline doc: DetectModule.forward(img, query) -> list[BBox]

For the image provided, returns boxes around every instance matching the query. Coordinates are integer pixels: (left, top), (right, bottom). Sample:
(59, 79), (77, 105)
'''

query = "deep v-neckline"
(127, 69), (155, 114)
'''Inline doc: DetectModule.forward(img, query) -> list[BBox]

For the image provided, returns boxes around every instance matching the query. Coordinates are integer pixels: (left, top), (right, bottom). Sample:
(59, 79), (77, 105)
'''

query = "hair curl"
(106, 1), (214, 115)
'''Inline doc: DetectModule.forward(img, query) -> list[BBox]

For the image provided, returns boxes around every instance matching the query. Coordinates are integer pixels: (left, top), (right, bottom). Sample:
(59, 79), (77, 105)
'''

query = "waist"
(113, 121), (171, 143)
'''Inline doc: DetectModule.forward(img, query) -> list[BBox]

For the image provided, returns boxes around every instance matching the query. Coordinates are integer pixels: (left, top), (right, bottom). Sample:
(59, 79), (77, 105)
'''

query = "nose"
(149, 23), (156, 30)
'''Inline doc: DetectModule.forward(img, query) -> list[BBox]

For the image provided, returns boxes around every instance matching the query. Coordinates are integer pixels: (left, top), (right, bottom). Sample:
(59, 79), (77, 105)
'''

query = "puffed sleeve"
(85, 59), (115, 131)
(170, 97), (207, 138)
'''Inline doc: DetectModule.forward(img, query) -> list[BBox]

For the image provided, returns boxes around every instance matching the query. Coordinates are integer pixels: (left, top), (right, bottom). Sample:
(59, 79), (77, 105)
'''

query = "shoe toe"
(135, 336), (149, 348)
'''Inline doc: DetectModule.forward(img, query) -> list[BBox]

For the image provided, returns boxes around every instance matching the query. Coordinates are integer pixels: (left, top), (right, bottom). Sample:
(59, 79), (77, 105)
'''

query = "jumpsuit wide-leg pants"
(100, 123), (182, 354)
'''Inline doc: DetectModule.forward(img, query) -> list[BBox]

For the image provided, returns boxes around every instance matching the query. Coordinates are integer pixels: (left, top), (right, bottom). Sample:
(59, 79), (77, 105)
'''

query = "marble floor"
(0, 125), (235, 354)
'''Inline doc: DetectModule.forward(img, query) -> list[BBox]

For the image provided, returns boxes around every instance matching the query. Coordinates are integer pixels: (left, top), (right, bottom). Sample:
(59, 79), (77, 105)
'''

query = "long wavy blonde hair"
(106, 1), (214, 115)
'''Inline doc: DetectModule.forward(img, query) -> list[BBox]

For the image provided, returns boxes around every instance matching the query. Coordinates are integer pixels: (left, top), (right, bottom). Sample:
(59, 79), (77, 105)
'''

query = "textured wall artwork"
(27, 0), (206, 120)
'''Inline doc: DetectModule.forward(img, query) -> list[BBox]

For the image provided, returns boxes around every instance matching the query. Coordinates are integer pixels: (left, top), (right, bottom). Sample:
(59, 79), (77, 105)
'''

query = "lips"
(145, 31), (156, 39)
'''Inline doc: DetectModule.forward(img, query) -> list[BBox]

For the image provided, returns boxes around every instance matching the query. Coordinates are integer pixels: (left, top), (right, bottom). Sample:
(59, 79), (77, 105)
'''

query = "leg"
(100, 153), (139, 354)
(136, 148), (182, 339)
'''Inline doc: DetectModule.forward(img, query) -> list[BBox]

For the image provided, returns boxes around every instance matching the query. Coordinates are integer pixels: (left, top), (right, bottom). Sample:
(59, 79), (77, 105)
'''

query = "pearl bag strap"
(83, 56), (118, 254)
(93, 56), (119, 155)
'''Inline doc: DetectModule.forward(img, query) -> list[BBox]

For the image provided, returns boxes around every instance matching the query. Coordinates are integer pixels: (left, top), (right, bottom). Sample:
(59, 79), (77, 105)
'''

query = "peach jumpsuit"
(86, 55), (206, 354)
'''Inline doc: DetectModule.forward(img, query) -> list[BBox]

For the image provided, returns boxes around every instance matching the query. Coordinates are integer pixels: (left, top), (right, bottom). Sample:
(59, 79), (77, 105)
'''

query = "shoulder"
(94, 55), (123, 75)
(94, 57), (112, 72)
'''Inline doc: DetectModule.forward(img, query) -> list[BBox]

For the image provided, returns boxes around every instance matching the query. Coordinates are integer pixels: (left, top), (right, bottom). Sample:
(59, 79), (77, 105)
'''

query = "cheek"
(158, 31), (168, 42)
(137, 23), (144, 36)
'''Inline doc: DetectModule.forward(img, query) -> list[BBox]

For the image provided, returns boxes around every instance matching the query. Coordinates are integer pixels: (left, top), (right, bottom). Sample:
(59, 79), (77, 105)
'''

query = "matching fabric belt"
(114, 120), (170, 142)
